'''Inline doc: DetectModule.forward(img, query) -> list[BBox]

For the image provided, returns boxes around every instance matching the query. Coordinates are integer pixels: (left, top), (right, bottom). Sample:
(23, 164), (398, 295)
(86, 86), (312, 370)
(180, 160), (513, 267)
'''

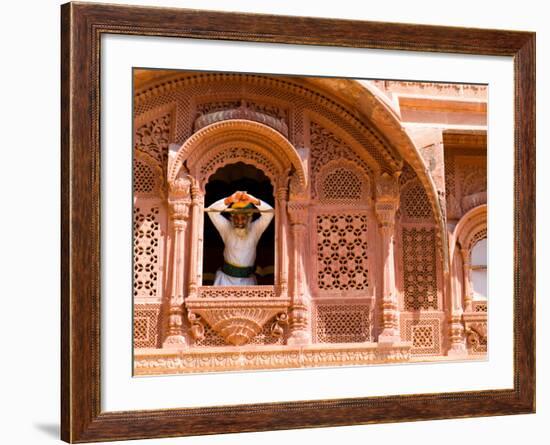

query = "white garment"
(207, 197), (274, 286)
(213, 270), (257, 286)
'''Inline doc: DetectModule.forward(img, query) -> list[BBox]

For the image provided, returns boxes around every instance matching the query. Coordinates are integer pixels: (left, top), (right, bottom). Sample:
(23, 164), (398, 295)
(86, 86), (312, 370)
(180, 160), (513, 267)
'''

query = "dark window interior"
(203, 162), (275, 285)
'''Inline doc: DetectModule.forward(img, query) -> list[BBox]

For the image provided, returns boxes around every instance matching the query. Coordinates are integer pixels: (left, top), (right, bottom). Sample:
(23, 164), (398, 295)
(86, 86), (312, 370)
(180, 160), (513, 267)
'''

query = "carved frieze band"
(134, 343), (411, 375)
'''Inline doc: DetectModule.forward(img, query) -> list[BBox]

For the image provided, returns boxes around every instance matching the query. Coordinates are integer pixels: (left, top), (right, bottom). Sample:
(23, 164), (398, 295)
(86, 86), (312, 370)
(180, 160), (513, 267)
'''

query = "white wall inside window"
(471, 239), (487, 299)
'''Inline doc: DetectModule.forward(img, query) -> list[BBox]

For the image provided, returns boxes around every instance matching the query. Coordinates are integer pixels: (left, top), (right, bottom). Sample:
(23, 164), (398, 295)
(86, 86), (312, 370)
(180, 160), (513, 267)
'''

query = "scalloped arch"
(451, 204), (487, 259)
(316, 158), (371, 203)
(168, 119), (307, 190)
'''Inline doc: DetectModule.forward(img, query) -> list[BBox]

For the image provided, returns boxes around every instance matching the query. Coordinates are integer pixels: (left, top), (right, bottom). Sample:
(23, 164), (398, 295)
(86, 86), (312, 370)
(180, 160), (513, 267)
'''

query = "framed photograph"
(61, 2), (535, 442)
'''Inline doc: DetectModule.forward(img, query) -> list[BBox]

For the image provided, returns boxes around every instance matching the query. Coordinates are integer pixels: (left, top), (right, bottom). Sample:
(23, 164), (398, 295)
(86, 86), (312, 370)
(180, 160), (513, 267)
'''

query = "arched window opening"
(202, 162), (275, 285)
(470, 238), (487, 300)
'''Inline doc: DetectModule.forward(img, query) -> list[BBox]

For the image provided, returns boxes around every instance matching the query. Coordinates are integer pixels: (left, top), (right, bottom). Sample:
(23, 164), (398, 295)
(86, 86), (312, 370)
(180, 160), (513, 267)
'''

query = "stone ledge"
(134, 342), (412, 375)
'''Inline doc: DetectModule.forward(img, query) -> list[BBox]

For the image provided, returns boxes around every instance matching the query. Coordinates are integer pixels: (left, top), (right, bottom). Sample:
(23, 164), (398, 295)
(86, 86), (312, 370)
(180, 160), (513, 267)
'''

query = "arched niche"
(167, 118), (307, 298)
(452, 204), (487, 260)
(315, 159), (371, 206)
(451, 204), (487, 311)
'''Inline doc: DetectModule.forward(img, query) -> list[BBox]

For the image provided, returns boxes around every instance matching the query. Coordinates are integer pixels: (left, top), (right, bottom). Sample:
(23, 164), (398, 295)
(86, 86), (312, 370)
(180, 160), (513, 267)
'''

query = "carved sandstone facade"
(132, 71), (487, 375)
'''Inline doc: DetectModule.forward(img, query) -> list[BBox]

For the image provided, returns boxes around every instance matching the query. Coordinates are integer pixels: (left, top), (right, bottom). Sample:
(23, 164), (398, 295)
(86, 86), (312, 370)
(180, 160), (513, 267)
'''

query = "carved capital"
(289, 171), (306, 200)
(168, 172), (191, 198)
(190, 181), (205, 205)
(287, 201), (308, 226)
(168, 199), (190, 222)
(375, 171), (400, 201)
(374, 201), (398, 231)
(275, 185), (289, 203)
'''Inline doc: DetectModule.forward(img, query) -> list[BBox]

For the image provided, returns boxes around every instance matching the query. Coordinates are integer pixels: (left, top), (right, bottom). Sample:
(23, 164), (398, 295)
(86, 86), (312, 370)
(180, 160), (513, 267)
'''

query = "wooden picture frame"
(61, 2), (535, 442)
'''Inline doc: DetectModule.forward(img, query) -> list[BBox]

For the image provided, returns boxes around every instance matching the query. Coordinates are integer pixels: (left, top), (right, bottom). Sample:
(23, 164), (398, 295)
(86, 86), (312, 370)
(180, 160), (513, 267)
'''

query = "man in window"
(207, 191), (274, 286)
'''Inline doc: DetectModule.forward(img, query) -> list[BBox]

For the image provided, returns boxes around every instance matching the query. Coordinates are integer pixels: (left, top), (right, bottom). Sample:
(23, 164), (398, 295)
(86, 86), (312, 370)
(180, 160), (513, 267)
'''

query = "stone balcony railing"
(185, 286), (291, 346)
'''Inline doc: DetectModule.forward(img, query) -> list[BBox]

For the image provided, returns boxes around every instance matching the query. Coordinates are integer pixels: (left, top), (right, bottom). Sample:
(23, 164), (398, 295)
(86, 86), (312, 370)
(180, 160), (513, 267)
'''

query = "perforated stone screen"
(133, 158), (157, 194)
(133, 304), (161, 348)
(401, 318), (441, 355)
(316, 214), (369, 291)
(320, 167), (362, 203)
(133, 205), (160, 299)
(402, 227), (438, 310)
(401, 181), (433, 220)
(314, 304), (371, 343)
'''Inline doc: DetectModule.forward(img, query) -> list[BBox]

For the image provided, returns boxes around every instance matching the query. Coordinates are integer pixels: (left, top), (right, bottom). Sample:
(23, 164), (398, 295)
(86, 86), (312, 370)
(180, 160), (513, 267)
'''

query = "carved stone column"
(375, 172), (401, 344)
(275, 185), (289, 300)
(448, 249), (467, 356)
(286, 201), (311, 345)
(188, 182), (204, 298)
(163, 175), (192, 347)
(460, 248), (473, 312)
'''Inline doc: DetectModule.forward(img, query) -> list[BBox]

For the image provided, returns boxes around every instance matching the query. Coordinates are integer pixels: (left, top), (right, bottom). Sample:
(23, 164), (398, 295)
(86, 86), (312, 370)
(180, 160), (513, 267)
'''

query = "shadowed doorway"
(203, 162), (275, 285)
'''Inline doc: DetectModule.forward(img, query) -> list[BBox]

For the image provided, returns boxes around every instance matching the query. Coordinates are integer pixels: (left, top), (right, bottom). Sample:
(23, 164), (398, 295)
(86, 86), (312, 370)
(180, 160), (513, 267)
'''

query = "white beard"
(233, 227), (249, 238)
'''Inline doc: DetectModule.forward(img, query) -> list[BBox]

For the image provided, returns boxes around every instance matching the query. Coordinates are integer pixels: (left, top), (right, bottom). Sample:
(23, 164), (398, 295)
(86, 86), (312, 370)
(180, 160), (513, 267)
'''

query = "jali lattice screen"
(402, 227), (438, 310)
(314, 303), (372, 343)
(316, 214), (369, 291)
(133, 205), (160, 299)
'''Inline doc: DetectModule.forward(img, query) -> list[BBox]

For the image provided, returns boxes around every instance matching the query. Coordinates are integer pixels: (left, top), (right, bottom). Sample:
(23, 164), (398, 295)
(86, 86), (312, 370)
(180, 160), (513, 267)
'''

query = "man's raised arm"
(251, 197), (274, 236)
(207, 197), (231, 239)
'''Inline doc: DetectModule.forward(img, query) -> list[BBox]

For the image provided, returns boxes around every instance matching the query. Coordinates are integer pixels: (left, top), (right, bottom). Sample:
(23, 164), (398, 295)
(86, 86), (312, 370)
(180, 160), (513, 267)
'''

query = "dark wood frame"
(61, 1), (535, 442)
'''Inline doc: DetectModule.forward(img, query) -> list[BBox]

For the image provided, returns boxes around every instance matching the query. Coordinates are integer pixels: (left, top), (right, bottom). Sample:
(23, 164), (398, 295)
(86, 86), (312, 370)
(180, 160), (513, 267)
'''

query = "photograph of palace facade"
(132, 70), (487, 375)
